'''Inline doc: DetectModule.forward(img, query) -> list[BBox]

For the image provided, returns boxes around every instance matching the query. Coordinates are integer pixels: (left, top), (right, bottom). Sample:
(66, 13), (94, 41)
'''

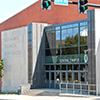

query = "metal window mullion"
(49, 71), (51, 89)
(78, 22), (80, 63)
(60, 26), (62, 58)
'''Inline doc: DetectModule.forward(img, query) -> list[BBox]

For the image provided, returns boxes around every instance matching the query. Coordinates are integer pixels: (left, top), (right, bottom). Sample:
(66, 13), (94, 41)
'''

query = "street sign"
(54, 0), (68, 6)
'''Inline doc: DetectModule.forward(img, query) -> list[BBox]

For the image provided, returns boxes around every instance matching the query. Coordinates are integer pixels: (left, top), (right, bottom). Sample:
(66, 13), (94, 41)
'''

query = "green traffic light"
(83, 6), (88, 10)
(45, 1), (51, 7)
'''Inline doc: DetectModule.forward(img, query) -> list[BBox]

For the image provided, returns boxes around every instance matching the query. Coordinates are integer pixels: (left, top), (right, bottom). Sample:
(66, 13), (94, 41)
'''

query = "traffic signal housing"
(78, 0), (88, 13)
(41, 0), (51, 10)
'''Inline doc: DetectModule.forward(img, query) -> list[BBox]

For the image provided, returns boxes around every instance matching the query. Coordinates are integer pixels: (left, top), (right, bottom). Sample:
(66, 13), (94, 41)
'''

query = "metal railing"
(60, 81), (98, 96)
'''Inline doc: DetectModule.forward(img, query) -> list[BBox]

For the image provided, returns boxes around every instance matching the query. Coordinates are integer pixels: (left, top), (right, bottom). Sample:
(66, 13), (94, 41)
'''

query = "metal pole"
(87, 3), (100, 8)
(68, 1), (100, 8)
(68, 1), (78, 5)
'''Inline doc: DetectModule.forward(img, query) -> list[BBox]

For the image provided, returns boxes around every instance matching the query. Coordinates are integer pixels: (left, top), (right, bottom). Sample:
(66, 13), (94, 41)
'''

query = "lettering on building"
(60, 58), (79, 63)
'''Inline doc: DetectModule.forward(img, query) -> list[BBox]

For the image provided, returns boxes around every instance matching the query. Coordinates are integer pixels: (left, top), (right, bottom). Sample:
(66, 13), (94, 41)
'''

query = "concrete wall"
(87, 9), (100, 94)
(94, 9), (100, 94)
(28, 23), (48, 88)
(1, 27), (28, 92)
(87, 9), (96, 84)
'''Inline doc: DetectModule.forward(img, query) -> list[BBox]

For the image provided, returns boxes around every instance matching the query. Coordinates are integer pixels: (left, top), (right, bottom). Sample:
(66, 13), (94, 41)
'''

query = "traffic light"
(41, 0), (51, 10)
(78, 0), (88, 13)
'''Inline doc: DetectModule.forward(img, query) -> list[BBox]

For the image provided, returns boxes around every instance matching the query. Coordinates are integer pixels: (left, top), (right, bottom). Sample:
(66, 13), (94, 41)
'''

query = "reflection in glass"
(46, 49), (60, 56)
(46, 32), (50, 48)
(56, 31), (60, 48)
(56, 27), (60, 30)
(80, 46), (87, 54)
(73, 28), (78, 46)
(51, 72), (54, 80)
(51, 65), (55, 70)
(62, 47), (78, 55)
(74, 65), (80, 70)
(46, 72), (49, 80)
(80, 26), (88, 45)
(62, 72), (66, 81)
(62, 65), (66, 70)
(56, 65), (61, 70)
(68, 73), (72, 81)
(74, 73), (78, 82)
(72, 23), (78, 27)
(68, 65), (72, 71)
(62, 28), (78, 47)
(51, 31), (56, 48)
(81, 73), (85, 82)
(67, 24), (72, 28)
(28, 32), (32, 40)
(62, 29), (73, 47)
(56, 72), (60, 80)
(80, 22), (87, 26)
(80, 65), (85, 70)
(45, 65), (50, 70)
(28, 41), (32, 45)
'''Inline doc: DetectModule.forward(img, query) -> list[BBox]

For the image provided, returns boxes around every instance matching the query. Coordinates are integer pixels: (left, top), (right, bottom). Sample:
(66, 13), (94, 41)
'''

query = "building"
(0, 0), (100, 95)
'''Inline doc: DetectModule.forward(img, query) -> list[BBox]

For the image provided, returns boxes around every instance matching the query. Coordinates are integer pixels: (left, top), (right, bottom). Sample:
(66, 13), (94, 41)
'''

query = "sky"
(0, 0), (38, 23)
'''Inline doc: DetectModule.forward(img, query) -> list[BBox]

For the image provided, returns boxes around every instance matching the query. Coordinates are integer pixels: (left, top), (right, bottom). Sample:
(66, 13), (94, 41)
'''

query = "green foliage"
(0, 59), (4, 78)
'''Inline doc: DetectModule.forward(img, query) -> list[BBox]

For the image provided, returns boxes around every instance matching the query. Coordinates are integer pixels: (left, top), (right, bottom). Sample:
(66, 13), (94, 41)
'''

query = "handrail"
(60, 81), (97, 96)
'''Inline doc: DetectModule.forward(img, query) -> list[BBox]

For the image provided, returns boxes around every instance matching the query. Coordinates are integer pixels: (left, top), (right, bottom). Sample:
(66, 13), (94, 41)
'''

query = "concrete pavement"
(0, 95), (98, 100)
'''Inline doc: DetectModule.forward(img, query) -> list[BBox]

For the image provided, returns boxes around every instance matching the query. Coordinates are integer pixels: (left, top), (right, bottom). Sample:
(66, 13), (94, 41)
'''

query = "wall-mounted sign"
(60, 58), (79, 63)
(84, 50), (88, 63)
(84, 54), (88, 63)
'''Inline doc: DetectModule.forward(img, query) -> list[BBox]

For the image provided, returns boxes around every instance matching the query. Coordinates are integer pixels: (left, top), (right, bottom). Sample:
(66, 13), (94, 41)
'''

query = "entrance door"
(50, 72), (55, 88)
(55, 72), (60, 89)
(45, 72), (49, 88)
(74, 73), (78, 82)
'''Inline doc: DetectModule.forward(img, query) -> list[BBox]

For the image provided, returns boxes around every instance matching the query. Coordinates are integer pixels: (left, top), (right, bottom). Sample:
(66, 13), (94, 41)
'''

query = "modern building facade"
(44, 19), (88, 89)
(0, 0), (100, 95)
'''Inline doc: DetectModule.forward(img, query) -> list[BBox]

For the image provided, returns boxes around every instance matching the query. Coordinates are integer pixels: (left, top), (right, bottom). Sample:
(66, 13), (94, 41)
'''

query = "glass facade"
(45, 20), (88, 64)
(44, 20), (88, 88)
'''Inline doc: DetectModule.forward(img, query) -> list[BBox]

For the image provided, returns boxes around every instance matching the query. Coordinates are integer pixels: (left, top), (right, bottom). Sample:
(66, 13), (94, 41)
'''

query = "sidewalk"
(0, 95), (98, 100)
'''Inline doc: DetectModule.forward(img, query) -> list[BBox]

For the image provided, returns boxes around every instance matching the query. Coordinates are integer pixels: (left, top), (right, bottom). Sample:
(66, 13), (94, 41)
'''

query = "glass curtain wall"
(45, 21), (88, 64)
(44, 20), (88, 85)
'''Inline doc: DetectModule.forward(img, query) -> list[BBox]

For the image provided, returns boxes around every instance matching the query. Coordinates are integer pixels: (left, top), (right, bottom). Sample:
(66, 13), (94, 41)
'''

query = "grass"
(0, 91), (18, 95)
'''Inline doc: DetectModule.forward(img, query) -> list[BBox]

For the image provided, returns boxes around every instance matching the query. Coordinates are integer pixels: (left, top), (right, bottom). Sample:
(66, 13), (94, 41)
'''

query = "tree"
(0, 59), (4, 78)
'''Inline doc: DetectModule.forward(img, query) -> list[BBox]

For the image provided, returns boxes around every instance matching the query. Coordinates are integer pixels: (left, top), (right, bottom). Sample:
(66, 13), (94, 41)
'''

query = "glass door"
(50, 72), (55, 88)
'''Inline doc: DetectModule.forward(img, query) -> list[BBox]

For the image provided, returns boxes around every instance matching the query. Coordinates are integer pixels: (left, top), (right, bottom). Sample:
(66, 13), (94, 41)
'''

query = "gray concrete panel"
(28, 23), (48, 89)
(1, 27), (28, 92)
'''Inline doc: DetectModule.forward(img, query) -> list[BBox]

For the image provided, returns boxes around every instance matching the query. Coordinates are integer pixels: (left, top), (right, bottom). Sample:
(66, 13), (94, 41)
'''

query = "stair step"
(23, 89), (59, 96)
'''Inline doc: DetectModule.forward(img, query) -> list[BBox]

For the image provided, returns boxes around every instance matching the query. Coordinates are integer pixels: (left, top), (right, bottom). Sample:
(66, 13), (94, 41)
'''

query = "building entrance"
(44, 64), (88, 89)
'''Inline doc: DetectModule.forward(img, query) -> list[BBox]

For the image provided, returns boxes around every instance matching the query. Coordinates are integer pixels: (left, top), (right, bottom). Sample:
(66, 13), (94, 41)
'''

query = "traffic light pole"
(87, 3), (100, 8)
(68, 1), (100, 8)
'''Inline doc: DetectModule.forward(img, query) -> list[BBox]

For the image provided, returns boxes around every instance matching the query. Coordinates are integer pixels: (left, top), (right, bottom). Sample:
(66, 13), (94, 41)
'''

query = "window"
(62, 65), (66, 70)
(51, 65), (55, 70)
(62, 72), (66, 81)
(46, 72), (49, 80)
(68, 73), (72, 81)
(68, 65), (72, 71)
(51, 72), (54, 80)
(45, 65), (50, 70)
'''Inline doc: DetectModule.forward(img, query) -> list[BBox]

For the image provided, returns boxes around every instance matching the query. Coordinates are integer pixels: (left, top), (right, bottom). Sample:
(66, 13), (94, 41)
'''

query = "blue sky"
(0, 0), (38, 23)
